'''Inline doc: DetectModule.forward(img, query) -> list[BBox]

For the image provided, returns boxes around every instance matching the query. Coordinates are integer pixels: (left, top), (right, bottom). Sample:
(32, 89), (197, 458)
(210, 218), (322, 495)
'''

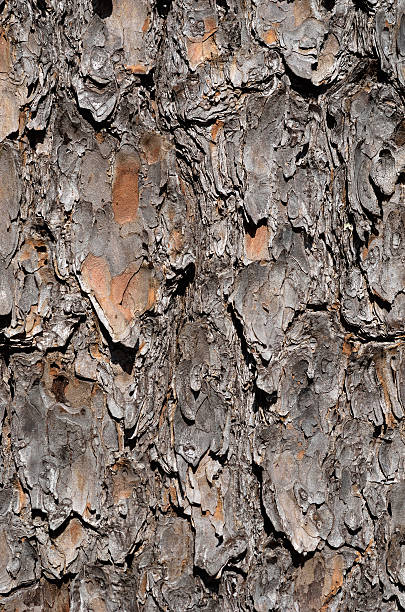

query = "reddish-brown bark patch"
(122, 265), (157, 316)
(186, 17), (218, 69)
(112, 151), (140, 224)
(263, 28), (278, 45)
(245, 223), (269, 261)
(81, 255), (157, 335)
(141, 132), (163, 164)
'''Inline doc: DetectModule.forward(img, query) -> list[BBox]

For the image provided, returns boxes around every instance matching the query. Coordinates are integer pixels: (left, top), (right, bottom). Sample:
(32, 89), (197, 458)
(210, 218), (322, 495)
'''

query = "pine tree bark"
(0, 0), (404, 609)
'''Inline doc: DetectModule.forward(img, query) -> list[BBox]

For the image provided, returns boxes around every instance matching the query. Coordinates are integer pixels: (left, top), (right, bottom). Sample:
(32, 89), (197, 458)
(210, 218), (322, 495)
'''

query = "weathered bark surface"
(0, 0), (404, 609)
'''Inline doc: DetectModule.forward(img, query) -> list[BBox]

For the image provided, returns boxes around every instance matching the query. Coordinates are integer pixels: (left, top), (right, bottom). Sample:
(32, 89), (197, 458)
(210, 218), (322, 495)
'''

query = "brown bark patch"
(111, 461), (138, 503)
(295, 552), (345, 611)
(295, 553), (325, 611)
(321, 555), (344, 610)
(82, 255), (157, 335)
(81, 254), (111, 300)
(122, 265), (157, 316)
(25, 305), (41, 336)
(169, 230), (184, 256)
(19, 239), (48, 270)
(110, 263), (138, 307)
(112, 151), (140, 224)
(43, 580), (70, 612)
(64, 377), (92, 410)
(342, 334), (353, 356)
(0, 33), (11, 74)
(213, 489), (224, 522)
(125, 63), (148, 74)
(54, 518), (85, 566)
(142, 16), (150, 32)
(51, 374), (68, 403)
(211, 120), (224, 143)
(186, 17), (218, 69)
(263, 28), (278, 45)
(14, 478), (27, 513)
(294, 0), (313, 26)
(141, 132), (163, 164)
(245, 223), (269, 261)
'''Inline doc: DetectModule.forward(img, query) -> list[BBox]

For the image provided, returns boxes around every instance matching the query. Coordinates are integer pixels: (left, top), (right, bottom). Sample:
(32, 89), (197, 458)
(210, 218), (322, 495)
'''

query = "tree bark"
(0, 0), (404, 609)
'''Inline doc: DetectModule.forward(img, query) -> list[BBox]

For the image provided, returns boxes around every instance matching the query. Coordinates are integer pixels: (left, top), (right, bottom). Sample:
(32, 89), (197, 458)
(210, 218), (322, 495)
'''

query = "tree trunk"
(0, 0), (404, 609)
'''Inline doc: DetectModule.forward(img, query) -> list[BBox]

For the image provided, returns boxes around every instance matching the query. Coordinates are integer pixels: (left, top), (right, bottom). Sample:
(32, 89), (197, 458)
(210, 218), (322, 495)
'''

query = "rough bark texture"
(0, 0), (404, 609)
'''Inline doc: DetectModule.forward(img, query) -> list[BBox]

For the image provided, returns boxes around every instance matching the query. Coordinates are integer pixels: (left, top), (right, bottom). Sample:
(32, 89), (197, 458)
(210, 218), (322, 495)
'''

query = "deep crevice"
(26, 128), (47, 150)
(193, 566), (220, 594)
(31, 508), (48, 521)
(284, 65), (330, 99)
(216, 0), (229, 15)
(124, 424), (137, 450)
(253, 386), (277, 414)
(252, 462), (316, 569)
(51, 374), (68, 403)
(36, 0), (47, 15)
(373, 423), (383, 439)
(42, 571), (74, 586)
(110, 343), (136, 375)
(124, 540), (143, 569)
(73, 96), (114, 131)
(227, 303), (256, 374)
(326, 111), (337, 130)
(0, 312), (12, 330)
(338, 306), (400, 343)
(96, 317), (137, 375)
(224, 565), (248, 579)
(92, 0), (112, 18)
(137, 68), (156, 101)
(48, 510), (101, 539)
(295, 142), (309, 163)
(170, 262), (196, 298)
(367, 289), (392, 313)
(155, 0), (172, 19)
